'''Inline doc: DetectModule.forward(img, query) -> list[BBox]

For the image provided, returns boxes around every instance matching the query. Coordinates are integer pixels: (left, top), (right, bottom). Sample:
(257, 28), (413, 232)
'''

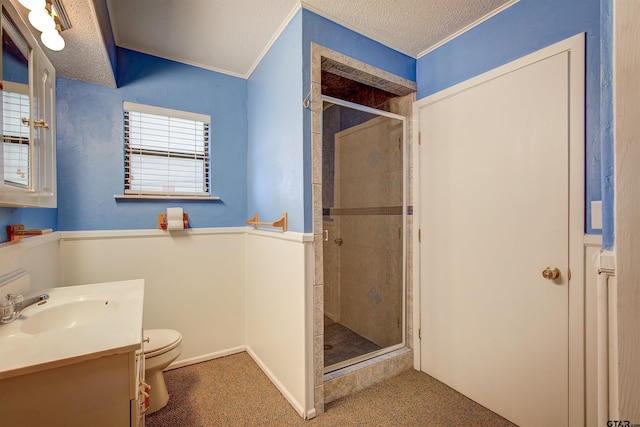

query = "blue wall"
(246, 11), (305, 232)
(2, 2), (614, 246)
(246, 9), (416, 234)
(416, 0), (604, 239)
(0, 208), (56, 242)
(302, 10), (416, 83)
(55, 48), (247, 231)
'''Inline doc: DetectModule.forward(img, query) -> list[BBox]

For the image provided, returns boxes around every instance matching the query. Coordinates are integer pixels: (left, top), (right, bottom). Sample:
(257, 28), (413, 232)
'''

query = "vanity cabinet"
(0, 349), (144, 427)
(0, 279), (146, 427)
(0, 0), (56, 207)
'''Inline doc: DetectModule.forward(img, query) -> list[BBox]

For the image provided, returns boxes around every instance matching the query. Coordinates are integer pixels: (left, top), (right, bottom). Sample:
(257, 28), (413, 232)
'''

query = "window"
(2, 87), (30, 188)
(122, 101), (212, 198)
(2, 10), (30, 190)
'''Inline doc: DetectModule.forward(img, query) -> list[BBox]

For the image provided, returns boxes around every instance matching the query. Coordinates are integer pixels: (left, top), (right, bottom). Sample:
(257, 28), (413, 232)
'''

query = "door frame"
(412, 33), (585, 425)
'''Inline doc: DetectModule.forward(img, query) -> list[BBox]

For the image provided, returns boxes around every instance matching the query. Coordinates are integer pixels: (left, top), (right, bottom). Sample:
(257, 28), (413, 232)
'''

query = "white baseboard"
(245, 346), (306, 418)
(305, 408), (317, 420)
(166, 345), (246, 371)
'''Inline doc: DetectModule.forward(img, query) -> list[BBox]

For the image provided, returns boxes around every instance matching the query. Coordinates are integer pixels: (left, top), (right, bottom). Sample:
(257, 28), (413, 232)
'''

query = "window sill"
(114, 194), (221, 201)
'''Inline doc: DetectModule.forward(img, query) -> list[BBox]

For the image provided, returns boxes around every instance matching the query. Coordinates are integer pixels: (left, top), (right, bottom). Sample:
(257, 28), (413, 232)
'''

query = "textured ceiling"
(12, 0), (518, 86)
(106, 0), (517, 78)
(302, 0), (516, 58)
(107, 0), (302, 78)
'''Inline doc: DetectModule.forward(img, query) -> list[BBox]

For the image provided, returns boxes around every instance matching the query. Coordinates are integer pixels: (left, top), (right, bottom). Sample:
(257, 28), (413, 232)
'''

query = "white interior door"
(416, 37), (584, 427)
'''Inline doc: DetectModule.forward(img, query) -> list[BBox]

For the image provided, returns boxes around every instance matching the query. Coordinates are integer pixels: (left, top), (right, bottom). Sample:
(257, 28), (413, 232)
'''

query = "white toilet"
(143, 329), (183, 414)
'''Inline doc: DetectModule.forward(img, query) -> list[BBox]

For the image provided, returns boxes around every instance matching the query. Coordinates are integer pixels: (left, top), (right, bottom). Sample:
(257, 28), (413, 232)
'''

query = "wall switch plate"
(591, 201), (602, 230)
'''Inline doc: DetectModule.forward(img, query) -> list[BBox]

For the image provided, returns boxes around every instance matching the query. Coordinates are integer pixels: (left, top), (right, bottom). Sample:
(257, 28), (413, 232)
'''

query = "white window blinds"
(123, 102), (211, 197)
(2, 88), (30, 188)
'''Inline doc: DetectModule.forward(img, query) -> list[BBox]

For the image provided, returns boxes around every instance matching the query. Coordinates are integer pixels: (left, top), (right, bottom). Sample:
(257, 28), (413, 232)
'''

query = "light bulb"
(28, 8), (55, 32)
(18, 0), (45, 10)
(41, 29), (64, 51)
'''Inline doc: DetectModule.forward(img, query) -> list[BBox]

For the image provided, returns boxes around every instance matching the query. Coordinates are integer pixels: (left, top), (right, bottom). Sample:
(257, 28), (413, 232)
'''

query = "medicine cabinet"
(0, 0), (55, 208)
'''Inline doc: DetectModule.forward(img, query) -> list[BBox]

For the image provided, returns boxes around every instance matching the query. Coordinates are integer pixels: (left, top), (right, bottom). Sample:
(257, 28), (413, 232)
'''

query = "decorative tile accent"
(320, 56), (416, 96)
(324, 372), (357, 403)
(314, 385), (324, 415)
(314, 285), (324, 336)
(388, 350), (414, 377)
(312, 132), (322, 185)
(313, 234), (323, 286)
(328, 206), (404, 216)
(311, 83), (322, 135)
(313, 184), (323, 235)
(407, 326), (414, 349)
(314, 334), (324, 386)
(356, 360), (389, 390)
(324, 348), (413, 403)
(367, 148), (382, 166)
(324, 348), (412, 381)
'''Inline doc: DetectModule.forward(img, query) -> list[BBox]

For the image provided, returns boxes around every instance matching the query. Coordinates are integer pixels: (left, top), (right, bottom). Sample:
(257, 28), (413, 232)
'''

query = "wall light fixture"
(18, 0), (70, 52)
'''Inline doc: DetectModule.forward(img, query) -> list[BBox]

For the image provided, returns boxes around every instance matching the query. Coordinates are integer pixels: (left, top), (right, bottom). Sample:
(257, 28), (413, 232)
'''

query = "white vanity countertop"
(0, 279), (144, 380)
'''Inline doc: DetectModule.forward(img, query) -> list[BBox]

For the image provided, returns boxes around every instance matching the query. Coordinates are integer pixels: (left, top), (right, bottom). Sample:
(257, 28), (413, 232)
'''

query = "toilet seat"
(144, 329), (182, 358)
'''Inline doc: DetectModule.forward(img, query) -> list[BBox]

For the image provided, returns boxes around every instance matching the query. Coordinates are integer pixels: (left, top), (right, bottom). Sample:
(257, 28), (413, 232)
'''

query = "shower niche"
(321, 71), (407, 372)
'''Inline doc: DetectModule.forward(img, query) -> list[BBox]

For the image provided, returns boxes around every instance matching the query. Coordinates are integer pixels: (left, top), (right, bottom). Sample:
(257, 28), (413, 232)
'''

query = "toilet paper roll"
(166, 207), (184, 230)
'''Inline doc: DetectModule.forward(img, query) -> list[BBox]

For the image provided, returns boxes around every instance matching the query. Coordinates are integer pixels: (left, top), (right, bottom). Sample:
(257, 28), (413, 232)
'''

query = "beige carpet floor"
(145, 352), (517, 427)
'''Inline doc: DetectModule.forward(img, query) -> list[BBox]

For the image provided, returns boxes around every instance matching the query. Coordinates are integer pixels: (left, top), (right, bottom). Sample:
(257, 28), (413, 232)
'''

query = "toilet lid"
(144, 329), (182, 357)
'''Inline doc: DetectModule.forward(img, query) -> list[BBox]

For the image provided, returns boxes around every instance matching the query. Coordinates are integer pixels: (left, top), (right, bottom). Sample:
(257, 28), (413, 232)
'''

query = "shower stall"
(322, 96), (406, 372)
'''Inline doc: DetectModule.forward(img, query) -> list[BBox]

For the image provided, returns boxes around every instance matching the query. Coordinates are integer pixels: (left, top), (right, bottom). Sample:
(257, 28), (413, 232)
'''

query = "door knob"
(334, 237), (343, 246)
(542, 267), (561, 280)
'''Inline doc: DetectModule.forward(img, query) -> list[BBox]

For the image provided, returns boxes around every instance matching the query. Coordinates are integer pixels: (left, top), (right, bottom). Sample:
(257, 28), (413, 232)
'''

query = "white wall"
(243, 229), (314, 418)
(58, 228), (245, 365)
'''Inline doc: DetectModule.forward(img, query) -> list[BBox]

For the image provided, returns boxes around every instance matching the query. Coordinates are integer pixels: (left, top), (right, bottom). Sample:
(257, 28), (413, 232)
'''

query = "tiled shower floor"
(324, 317), (381, 367)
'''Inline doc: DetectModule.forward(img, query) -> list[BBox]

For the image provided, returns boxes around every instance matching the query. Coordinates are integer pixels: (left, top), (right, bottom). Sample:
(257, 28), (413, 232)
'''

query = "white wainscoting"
(1, 227), (316, 418)
(584, 234), (620, 427)
(58, 228), (246, 366)
(584, 234), (603, 427)
(0, 233), (60, 292)
(243, 229), (314, 418)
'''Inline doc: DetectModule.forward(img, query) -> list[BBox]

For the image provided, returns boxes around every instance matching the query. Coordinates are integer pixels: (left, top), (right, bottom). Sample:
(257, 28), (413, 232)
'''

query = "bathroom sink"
(0, 279), (144, 380)
(20, 298), (120, 335)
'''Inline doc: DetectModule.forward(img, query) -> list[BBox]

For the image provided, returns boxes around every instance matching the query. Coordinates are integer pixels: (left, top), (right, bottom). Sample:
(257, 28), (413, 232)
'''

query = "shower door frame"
(321, 94), (408, 373)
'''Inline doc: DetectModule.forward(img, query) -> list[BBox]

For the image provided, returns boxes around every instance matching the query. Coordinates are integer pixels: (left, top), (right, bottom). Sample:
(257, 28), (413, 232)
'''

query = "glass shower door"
(322, 97), (405, 372)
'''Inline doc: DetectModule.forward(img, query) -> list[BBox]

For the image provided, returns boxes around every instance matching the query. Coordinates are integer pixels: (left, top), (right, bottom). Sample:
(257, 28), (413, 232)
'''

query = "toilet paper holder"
(6, 224), (53, 242)
(158, 212), (189, 230)
(245, 212), (287, 232)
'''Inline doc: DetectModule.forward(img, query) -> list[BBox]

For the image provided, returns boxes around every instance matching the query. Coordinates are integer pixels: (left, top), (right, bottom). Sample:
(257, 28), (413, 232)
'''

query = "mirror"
(1, 8), (30, 189)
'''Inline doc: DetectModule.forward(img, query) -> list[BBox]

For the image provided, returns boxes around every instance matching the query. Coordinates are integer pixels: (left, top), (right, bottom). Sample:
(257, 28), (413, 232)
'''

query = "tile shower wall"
(326, 114), (404, 349)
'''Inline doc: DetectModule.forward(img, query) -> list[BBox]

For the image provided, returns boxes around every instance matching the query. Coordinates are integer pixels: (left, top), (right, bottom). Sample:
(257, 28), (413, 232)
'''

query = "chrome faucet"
(0, 293), (49, 324)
